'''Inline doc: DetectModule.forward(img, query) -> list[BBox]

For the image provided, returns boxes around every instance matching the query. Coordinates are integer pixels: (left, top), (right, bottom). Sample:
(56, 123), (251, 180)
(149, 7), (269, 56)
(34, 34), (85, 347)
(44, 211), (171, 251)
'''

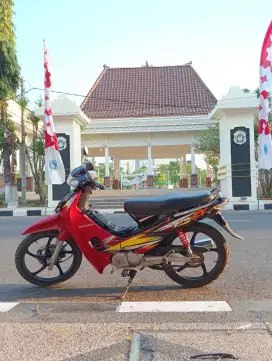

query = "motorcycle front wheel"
(15, 231), (82, 287)
(163, 222), (229, 288)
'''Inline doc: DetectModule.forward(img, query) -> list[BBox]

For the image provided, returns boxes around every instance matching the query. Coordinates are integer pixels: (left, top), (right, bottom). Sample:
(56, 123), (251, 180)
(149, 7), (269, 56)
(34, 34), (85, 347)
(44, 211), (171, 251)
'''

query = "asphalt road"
(1, 212), (272, 360)
(1, 211), (272, 304)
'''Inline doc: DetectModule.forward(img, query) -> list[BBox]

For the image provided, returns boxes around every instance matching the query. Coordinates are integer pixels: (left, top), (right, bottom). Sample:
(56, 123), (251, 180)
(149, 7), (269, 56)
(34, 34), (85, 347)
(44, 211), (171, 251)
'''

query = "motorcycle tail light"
(214, 198), (228, 210)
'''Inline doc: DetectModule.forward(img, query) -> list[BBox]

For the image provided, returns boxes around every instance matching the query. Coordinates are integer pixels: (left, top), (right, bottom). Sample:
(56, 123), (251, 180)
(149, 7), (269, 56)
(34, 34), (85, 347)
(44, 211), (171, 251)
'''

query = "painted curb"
(0, 204), (272, 216)
(0, 209), (122, 216)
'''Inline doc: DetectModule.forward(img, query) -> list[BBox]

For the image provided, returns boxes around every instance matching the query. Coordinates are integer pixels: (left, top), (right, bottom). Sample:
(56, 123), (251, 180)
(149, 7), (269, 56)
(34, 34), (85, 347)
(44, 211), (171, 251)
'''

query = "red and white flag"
(258, 21), (272, 170)
(44, 41), (65, 184)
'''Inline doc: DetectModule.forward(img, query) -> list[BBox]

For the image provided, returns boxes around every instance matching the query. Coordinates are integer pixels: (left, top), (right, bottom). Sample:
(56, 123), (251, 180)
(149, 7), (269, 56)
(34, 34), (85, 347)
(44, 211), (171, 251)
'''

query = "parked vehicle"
(15, 159), (242, 298)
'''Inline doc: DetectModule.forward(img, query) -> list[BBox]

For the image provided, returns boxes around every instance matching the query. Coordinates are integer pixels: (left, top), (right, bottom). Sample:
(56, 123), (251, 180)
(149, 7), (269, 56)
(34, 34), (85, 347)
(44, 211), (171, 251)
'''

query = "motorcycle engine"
(111, 252), (142, 269)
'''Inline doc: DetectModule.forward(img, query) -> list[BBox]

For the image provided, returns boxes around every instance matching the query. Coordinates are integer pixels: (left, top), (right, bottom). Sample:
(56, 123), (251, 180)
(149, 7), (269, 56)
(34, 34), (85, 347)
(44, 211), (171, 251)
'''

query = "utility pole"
(20, 77), (27, 204)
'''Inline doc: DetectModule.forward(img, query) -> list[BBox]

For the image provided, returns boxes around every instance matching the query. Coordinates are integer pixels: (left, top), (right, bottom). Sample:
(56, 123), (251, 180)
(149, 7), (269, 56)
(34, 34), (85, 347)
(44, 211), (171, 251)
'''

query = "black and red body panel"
(22, 187), (237, 274)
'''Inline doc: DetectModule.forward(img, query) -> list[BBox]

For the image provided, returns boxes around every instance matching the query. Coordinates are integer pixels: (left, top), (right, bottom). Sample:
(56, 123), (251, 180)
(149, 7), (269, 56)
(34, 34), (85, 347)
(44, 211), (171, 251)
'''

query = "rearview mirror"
(83, 145), (88, 156)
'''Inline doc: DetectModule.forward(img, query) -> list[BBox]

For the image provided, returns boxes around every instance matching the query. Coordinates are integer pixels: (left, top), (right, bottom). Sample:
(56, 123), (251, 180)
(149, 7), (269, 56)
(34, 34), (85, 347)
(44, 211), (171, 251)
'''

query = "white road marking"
(117, 301), (232, 313)
(225, 220), (249, 222)
(0, 302), (19, 312)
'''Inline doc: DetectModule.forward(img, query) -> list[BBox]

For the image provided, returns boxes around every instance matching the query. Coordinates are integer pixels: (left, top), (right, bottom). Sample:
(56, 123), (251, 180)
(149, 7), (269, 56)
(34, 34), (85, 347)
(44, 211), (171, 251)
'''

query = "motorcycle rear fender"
(22, 213), (67, 237)
(208, 212), (243, 240)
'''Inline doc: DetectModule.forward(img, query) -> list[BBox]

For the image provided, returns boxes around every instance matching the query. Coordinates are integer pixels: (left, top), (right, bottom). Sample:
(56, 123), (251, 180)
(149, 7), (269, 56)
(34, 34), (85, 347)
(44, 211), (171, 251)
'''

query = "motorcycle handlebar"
(90, 180), (105, 190)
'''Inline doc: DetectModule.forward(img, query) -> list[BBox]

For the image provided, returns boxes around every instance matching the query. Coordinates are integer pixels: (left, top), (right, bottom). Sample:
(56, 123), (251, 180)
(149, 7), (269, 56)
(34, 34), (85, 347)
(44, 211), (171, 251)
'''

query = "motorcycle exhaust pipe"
(141, 255), (198, 268)
(192, 238), (214, 248)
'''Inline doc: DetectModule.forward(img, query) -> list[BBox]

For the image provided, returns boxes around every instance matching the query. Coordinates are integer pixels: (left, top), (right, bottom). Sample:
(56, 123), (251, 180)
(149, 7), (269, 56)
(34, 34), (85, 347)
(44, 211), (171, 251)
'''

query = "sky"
(14, 0), (272, 106)
(13, 0), (272, 170)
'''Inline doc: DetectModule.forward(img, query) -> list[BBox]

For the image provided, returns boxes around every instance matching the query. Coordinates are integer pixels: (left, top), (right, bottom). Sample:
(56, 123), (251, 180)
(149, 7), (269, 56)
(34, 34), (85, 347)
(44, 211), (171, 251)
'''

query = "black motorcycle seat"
(124, 191), (213, 215)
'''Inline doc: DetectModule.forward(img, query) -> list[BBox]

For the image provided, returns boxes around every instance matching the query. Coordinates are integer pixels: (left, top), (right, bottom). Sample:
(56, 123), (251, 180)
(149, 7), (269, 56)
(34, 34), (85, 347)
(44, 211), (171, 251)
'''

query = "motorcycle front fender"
(208, 212), (244, 240)
(22, 213), (61, 235)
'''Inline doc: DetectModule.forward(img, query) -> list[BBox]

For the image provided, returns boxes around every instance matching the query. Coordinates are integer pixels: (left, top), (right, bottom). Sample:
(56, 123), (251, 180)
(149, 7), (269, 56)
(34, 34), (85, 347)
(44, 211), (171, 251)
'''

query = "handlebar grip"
(92, 181), (105, 190)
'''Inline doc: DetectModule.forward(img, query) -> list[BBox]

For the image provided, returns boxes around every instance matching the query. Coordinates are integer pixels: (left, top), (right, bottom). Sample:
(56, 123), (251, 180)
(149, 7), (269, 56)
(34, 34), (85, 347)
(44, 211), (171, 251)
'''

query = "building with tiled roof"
(78, 63), (219, 189)
(81, 64), (217, 119)
(34, 61), (259, 203)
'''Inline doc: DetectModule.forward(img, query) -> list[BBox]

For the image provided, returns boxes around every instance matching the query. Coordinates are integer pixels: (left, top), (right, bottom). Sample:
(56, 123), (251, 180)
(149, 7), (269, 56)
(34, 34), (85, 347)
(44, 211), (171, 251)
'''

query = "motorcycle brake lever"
(190, 353), (237, 359)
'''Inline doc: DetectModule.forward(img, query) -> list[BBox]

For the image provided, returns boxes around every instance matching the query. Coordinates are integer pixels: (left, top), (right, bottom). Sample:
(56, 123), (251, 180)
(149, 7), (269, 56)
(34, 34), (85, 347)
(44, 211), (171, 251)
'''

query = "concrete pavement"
(134, 329), (272, 361)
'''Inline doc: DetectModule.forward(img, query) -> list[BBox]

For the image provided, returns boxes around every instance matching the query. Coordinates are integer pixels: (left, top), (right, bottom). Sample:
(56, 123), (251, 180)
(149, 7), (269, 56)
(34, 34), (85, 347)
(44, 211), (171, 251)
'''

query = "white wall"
(83, 131), (196, 149)
(212, 87), (258, 201)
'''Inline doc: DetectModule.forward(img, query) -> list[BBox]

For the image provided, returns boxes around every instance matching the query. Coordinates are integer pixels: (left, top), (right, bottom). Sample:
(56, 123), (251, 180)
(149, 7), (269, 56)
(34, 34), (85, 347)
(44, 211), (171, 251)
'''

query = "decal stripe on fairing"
(106, 235), (161, 251)
(117, 240), (161, 251)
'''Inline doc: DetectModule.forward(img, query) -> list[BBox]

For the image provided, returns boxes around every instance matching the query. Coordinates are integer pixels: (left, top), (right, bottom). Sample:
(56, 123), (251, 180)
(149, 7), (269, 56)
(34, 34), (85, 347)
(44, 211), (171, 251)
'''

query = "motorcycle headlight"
(67, 174), (79, 188)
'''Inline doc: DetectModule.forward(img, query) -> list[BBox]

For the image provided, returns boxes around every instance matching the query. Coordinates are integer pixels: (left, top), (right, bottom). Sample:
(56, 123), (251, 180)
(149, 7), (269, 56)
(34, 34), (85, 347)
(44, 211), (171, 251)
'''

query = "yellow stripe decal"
(106, 234), (160, 251)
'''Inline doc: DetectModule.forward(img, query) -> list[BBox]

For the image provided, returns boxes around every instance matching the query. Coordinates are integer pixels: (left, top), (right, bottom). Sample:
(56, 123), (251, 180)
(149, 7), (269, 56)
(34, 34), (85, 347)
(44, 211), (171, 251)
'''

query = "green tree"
(133, 165), (147, 174)
(26, 117), (45, 202)
(94, 164), (113, 183)
(0, 0), (21, 188)
(168, 161), (180, 185)
(194, 122), (220, 157)
(23, 100), (46, 203)
(194, 122), (220, 184)
(95, 165), (105, 184)
(154, 164), (168, 185)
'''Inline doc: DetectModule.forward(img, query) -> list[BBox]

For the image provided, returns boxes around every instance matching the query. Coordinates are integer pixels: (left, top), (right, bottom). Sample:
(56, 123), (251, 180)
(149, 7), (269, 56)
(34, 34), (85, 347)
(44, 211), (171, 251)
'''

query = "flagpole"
(43, 39), (66, 211)
(257, 168), (260, 211)
(43, 40), (47, 216)
(45, 186), (48, 216)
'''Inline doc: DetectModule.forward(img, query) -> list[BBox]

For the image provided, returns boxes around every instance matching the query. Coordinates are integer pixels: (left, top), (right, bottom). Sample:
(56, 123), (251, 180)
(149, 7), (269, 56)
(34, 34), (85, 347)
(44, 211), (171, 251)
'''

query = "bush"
(0, 193), (6, 206)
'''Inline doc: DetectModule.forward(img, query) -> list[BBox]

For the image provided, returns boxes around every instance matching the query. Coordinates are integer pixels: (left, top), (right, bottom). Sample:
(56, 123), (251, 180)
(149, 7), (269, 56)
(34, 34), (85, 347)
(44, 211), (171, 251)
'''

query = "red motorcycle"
(15, 162), (242, 298)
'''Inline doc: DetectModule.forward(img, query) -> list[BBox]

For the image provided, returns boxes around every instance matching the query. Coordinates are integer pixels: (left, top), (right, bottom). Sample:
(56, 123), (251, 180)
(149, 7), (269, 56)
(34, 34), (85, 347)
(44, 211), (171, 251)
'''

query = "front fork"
(47, 241), (64, 271)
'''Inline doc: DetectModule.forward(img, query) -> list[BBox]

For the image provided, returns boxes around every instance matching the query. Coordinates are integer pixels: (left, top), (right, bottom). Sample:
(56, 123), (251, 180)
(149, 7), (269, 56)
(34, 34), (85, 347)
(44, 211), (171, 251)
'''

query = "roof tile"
(81, 65), (217, 119)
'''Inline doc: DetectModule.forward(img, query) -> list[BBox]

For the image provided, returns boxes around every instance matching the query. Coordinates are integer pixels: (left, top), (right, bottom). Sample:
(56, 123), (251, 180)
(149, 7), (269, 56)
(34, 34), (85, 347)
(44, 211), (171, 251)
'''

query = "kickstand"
(120, 270), (137, 300)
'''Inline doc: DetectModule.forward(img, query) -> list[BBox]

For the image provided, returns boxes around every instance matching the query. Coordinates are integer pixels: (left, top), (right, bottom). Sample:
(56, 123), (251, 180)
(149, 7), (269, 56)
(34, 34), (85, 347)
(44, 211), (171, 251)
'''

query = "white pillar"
(191, 143), (196, 174)
(180, 154), (186, 178)
(147, 141), (153, 175)
(114, 157), (120, 180)
(210, 86), (258, 202)
(34, 95), (90, 208)
(105, 146), (110, 177)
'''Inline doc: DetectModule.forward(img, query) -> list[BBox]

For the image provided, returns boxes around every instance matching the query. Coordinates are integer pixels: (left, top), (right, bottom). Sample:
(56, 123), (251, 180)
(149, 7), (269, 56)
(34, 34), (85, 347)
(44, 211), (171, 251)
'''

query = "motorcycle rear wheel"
(15, 231), (82, 287)
(163, 222), (229, 288)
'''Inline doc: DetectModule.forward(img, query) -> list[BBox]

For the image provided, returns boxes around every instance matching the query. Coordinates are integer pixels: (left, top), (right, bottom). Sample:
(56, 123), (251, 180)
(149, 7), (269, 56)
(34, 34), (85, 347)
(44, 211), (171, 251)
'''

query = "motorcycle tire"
(163, 222), (229, 288)
(15, 231), (82, 287)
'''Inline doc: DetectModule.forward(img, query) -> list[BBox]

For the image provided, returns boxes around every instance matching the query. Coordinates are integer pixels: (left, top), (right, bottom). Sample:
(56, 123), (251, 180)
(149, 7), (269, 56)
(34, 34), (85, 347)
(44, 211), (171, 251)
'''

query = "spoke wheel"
(163, 222), (229, 288)
(15, 231), (82, 287)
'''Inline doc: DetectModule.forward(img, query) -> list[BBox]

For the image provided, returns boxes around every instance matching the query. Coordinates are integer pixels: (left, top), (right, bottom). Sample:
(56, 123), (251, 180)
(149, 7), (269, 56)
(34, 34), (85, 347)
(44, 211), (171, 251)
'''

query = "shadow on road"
(0, 283), (182, 302)
(61, 334), (212, 361)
